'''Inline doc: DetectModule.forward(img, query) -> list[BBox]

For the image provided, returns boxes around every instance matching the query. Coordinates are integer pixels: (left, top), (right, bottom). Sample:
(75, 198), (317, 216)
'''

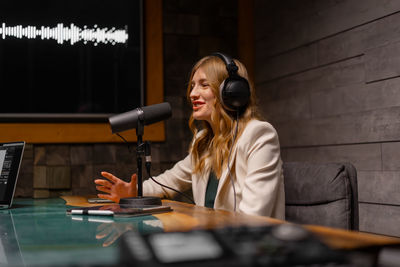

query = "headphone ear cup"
(220, 76), (250, 111)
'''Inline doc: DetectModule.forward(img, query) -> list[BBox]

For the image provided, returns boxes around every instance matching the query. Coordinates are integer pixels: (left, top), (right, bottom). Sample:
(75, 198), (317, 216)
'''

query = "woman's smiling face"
(189, 67), (216, 124)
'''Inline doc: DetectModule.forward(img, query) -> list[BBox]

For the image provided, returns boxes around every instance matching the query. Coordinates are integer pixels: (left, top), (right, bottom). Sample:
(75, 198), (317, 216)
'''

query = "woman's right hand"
(94, 171), (137, 203)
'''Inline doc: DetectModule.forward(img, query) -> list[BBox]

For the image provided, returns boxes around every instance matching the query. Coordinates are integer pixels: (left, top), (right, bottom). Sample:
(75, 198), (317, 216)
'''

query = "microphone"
(109, 102), (172, 133)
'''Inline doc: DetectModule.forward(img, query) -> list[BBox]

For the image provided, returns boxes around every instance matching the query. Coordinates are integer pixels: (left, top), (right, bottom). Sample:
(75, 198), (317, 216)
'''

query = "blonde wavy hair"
(187, 55), (260, 177)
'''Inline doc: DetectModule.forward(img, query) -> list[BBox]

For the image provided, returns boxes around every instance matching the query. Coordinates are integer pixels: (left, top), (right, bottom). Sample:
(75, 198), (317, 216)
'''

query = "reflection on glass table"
(0, 198), (164, 266)
(71, 215), (163, 247)
(0, 209), (24, 266)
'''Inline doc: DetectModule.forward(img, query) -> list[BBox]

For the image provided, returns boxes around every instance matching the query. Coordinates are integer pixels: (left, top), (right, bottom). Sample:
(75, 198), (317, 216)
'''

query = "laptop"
(0, 142), (25, 209)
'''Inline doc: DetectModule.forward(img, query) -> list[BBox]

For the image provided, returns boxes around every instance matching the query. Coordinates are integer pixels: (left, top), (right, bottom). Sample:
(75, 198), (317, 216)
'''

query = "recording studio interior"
(1, 0), (400, 266)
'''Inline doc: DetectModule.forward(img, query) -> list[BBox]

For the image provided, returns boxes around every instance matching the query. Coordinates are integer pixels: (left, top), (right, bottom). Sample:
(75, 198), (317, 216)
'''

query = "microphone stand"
(136, 118), (144, 197)
(119, 118), (162, 206)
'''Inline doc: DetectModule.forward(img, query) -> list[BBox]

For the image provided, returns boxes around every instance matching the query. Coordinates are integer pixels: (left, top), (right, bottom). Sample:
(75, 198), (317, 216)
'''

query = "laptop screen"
(0, 142), (25, 208)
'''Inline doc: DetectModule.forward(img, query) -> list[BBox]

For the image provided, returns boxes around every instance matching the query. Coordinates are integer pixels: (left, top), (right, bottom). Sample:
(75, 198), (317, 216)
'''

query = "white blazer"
(143, 119), (285, 219)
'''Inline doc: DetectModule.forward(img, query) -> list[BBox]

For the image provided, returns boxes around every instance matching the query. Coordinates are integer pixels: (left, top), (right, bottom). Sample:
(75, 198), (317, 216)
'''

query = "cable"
(142, 140), (195, 204)
(145, 166), (195, 204)
(226, 111), (239, 211)
(116, 133), (132, 153)
(117, 134), (195, 204)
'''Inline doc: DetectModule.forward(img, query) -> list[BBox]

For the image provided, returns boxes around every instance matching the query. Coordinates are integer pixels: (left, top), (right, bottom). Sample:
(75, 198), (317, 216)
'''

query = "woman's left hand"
(94, 171), (137, 203)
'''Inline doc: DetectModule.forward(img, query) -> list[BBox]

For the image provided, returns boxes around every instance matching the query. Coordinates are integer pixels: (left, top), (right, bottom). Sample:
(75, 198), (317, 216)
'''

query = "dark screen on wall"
(0, 0), (142, 116)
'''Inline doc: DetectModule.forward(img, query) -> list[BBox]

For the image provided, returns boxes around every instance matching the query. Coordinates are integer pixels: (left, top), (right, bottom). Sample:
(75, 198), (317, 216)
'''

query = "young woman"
(94, 53), (285, 219)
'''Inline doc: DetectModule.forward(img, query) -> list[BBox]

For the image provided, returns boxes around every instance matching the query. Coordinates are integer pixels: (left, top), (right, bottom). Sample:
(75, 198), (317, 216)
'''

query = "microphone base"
(119, 196), (162, 207)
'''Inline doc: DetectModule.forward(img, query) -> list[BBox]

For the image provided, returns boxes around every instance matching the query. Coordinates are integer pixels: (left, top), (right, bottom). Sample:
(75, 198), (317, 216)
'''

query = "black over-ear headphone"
(211, 52), (250, 111)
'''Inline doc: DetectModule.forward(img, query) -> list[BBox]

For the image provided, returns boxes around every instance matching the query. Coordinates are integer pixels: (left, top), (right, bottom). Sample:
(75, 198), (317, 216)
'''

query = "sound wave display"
(0, 22), (129, 46)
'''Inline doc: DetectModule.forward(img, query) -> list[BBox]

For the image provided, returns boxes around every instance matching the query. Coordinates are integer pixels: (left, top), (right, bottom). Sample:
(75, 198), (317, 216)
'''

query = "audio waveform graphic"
(0, 23), (128, 46)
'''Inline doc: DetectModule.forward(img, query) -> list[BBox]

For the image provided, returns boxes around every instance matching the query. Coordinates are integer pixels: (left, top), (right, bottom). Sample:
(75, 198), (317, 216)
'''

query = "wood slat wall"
(255, 0), (400, 237)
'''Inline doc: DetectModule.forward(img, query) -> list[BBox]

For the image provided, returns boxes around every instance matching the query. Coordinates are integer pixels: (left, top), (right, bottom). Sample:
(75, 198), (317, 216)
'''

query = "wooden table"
(63, 196), (400, 251)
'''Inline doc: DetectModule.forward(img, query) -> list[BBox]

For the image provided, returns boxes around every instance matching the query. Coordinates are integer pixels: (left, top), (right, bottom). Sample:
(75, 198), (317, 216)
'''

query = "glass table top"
(0, 198), (163, 266)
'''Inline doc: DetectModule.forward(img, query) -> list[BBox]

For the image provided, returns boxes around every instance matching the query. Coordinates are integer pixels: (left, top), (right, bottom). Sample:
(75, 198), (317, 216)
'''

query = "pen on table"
(70, 209), (114, 216)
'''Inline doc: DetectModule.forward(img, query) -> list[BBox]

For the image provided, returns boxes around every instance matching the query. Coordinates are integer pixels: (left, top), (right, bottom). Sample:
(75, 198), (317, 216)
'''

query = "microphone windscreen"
(142, 102), (172, 125)
(109, 109), (139, 134)
(108, 102), (172, 134)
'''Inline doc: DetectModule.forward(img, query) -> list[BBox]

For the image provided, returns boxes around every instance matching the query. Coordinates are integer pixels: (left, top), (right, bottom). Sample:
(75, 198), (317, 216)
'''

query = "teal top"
(205, 171), (219, 208)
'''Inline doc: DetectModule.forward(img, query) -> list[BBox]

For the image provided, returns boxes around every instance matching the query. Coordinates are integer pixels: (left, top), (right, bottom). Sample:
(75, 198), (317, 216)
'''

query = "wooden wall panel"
(261, 94), (311, 123)
(358, 171), (400, 205)
(364, 11), (400, 50)
(256, 25), (366, 83)
(257, 56), (365, 103)
(255, 0), (400, 236)
(256, 4), (400, 84)
(309, 83), (366, 119)
(316, 26), (367, 65)
(262, 81), (383, 123)
(359, 203), (400, 237)
(255, 0), (400, 57)
(281, 143), (382, 171)
(310, 78), (400, 119)
(365, 41), (400, 83)
(276, 107), (400, 147)
(382, 142), (400, 170)
(255, 42), (319, 83)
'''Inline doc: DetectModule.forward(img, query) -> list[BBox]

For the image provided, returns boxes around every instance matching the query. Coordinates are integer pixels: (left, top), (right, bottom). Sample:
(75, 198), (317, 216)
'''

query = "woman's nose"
(190, 86), (199, 98)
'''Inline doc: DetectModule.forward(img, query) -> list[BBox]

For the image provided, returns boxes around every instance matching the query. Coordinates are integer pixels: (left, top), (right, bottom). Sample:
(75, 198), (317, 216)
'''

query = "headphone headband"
(211, 52), (238, 75)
